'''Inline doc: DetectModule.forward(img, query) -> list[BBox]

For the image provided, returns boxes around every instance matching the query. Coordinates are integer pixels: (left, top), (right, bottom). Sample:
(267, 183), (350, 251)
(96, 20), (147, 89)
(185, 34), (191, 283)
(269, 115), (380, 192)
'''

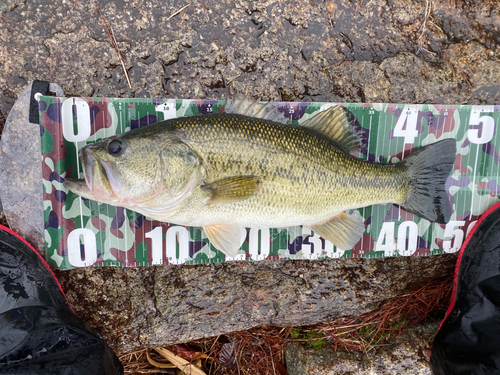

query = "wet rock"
(468, 86), (500, 105)
(0, 82), (63, 254)
(53, 257), (454, 355)
(1, 0), (498, 113)
(285, 321), (439, 375)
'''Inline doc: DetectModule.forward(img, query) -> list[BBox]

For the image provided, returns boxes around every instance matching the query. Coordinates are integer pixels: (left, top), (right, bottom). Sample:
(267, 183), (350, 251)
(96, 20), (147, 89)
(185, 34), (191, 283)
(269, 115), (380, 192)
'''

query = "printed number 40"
(375, 221), (418, 256)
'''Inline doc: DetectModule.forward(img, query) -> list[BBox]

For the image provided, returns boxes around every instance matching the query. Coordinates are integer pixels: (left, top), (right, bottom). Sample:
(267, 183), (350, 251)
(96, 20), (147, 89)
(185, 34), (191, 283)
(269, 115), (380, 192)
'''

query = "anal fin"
(203, 223), (246, 257)
(310, 212), (365, 250)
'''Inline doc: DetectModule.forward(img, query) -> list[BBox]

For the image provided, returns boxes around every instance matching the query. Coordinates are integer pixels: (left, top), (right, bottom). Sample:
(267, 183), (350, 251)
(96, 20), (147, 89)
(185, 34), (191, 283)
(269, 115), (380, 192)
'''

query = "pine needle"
(167, 4), (190, 20)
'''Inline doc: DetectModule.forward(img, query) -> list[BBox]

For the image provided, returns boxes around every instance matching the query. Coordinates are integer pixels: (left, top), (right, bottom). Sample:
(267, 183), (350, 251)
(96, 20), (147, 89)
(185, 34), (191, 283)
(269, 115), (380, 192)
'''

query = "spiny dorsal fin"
(225, 96), (292, 125)
(301, 106), (362, 154)
(201, 175), (262, 205)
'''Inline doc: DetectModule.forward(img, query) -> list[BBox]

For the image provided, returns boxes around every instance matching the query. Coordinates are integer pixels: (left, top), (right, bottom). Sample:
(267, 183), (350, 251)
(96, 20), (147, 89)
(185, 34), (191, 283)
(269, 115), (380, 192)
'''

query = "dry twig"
(96, 4), (132, 89)
(417, 0), (433, 53)
(167, 4), (190, 20)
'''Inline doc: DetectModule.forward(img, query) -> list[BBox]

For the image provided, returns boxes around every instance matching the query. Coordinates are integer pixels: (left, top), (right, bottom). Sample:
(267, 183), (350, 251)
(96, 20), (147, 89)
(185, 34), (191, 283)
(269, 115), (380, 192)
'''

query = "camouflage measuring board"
(38, 97), (500, 270)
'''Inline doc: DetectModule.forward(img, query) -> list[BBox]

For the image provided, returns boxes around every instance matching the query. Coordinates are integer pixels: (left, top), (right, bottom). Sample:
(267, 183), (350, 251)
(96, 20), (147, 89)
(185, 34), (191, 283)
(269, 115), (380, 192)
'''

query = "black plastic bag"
(0, 225), (123, 375)
(431, 202), (500, 375)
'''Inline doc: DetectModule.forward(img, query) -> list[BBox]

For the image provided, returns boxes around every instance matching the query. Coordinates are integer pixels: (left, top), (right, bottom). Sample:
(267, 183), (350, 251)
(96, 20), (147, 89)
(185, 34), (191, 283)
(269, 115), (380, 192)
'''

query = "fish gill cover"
(38, 97), (500, 270)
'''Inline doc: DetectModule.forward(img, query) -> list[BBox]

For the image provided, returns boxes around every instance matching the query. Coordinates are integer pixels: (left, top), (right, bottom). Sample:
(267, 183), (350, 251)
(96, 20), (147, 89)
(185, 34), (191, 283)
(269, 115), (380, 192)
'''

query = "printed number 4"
(393, 106), (419, 144)
(468, 106), (495, 144)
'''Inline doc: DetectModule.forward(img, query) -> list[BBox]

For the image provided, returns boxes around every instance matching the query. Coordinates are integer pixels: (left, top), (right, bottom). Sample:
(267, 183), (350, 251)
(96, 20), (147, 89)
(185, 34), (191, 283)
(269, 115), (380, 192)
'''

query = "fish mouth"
(63, 147), (114, 201)
(63, 177), (94, 200)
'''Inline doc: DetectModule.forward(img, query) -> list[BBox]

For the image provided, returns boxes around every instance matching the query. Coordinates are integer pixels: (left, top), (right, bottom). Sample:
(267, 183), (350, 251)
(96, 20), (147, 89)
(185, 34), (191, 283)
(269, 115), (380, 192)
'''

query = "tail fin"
(401, 139), (456, 224)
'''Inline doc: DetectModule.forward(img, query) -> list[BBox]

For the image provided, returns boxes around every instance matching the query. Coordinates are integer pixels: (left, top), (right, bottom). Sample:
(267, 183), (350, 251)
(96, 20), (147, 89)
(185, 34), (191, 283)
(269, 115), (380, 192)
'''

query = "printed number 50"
(443, 220), (477, 253)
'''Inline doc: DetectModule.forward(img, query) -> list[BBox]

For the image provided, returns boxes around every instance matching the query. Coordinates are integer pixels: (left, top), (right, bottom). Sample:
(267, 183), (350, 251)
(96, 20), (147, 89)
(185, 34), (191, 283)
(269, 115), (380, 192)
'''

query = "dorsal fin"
(301, 106), (362, 154)
(225, 96), (292, 125)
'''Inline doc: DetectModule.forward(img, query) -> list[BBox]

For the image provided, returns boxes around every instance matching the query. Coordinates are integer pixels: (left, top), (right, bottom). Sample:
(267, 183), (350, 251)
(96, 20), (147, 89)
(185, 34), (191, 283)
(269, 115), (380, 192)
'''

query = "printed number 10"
(145, 226), (190, 265)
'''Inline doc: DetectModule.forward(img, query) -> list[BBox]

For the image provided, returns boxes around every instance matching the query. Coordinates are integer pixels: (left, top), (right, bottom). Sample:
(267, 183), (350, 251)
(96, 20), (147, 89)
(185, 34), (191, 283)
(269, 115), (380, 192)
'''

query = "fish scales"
(164, 113), (409, 228)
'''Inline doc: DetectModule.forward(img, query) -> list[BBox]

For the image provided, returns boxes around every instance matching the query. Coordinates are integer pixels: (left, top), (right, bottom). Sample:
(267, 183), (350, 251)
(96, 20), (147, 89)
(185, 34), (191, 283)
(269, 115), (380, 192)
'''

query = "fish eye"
(108, 139), (124, 156)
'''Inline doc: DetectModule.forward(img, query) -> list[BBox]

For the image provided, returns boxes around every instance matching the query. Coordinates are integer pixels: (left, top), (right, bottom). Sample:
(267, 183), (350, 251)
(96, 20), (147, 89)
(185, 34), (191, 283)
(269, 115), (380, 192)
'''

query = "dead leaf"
(155, 347), (207, 375)
(277, 362), (288, 375)
(174, 344), (198, 361)
(145, 350), (176, 369)
(218, 341), (237, 370)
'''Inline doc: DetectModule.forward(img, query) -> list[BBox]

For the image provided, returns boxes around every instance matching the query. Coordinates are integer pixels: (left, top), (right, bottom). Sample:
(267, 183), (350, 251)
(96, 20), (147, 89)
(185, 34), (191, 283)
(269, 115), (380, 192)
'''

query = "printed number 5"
(468, 106), (495, 144)
(443, 220), (477, 254)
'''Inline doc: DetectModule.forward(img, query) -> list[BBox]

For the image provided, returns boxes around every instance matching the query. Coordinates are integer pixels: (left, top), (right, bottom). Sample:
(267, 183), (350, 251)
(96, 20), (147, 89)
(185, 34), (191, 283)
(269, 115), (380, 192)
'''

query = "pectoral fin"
(310, 212), (365, 250)
(201, 175), (261, 205)
(203, 223), (246, 256)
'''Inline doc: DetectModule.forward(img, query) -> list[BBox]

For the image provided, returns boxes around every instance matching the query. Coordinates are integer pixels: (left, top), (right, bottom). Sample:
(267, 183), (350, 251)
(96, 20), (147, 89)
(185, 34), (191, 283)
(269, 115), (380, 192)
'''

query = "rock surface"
(53, 256), (454, 355)
(0, 83), (63, 253)
(0, 0), (499, 110)
(286, 321), (439, 375)
(0, 0), (498, 365)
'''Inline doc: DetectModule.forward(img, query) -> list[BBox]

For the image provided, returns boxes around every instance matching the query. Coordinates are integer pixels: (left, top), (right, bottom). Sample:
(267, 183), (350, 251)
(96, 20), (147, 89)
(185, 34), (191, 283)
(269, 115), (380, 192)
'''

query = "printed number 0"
(67, 229), (97, 267)
(61, 98), (92, 142)
(468, 106), (495, 144)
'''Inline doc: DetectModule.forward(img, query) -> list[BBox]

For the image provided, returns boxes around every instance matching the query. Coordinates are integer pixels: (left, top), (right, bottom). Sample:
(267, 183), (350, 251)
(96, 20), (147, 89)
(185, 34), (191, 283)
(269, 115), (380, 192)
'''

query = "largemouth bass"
(64, 98), (456, 256)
